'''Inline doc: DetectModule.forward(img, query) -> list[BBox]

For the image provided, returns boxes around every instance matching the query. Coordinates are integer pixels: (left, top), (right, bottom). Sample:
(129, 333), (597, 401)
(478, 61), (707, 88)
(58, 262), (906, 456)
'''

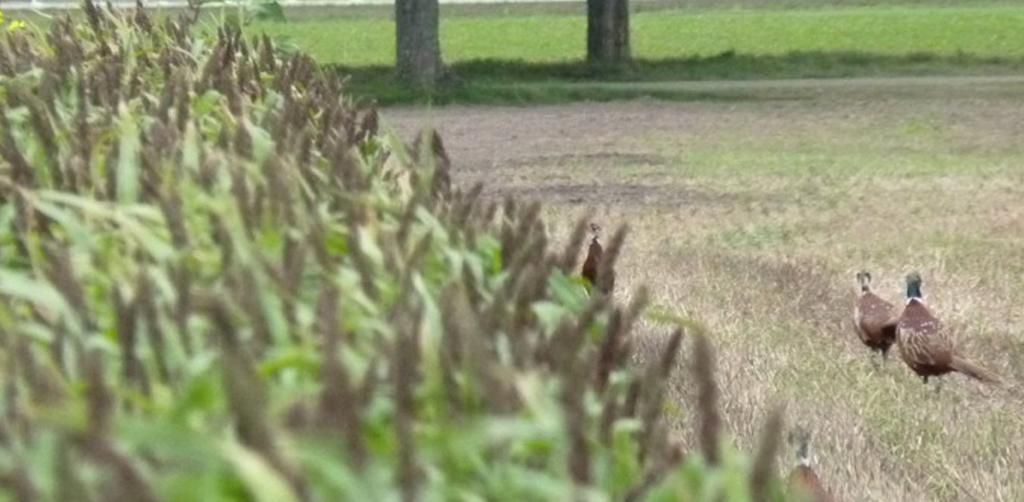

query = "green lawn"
(10, 4), (1024, 103)
(255, 6), (1024, 66)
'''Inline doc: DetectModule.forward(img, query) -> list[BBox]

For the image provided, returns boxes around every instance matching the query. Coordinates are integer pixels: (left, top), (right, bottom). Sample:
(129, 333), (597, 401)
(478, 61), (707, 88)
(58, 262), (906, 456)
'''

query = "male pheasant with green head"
(896, 272), (1000, 386)
(853, 271), (899, 367)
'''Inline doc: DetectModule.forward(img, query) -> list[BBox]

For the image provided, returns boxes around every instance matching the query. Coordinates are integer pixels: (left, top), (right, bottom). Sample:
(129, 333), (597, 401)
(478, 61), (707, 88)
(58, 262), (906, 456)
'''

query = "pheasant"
(895, 272), (1000, 387)
(580, 223), (603, 291)
(852, 271), (899, 367)
(787, 427), (834, 502)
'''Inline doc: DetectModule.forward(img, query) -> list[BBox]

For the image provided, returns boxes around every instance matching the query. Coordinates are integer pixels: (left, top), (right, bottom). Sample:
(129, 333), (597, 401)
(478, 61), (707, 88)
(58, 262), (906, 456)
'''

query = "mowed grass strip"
(254, 6), (1024, 66)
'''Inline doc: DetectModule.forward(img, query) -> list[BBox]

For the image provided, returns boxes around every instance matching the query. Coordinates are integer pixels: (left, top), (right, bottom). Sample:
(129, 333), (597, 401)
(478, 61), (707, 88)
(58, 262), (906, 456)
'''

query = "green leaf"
(220, 441), (300, 502)
(257, 276), (290, 346)
(116, 103), (141, 205)
(191, 90), (224, 121)
(532, 301), (568, 335)
(27, 197), (95, 250)
(259, 346), (319, 377)
(0, 268), (71, 315)
(182, 123), (202, 173)
(324, 228), (349, 257)
(17, 321), (55, 344)
(605, 421), (643, 498)
(29, 191), (175, 261)
(476, 235), (503, 276)
(251, 0), (287, 22)
(546, 270), (588, 313)
(355, 227), (384, 267)
(0, 202), (15, 232)
(245, 121), (275, 163)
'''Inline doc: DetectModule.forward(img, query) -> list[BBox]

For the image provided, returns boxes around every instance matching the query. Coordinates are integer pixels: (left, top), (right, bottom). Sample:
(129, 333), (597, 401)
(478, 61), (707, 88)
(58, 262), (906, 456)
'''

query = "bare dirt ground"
(384, 78), (1024, 501)
(386, 75), (1024, 205)
(387, 99), (753, 207)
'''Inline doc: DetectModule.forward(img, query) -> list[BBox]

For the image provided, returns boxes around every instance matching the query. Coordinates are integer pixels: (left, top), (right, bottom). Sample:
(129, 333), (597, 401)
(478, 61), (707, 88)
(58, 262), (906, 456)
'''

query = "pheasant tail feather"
(950, 356), (1001, 385)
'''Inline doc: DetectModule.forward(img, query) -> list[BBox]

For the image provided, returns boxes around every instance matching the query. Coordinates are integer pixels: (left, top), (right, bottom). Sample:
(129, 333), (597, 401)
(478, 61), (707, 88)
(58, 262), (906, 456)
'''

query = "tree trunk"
(396, 0), (442, 87)
(586, 0), (630, 65)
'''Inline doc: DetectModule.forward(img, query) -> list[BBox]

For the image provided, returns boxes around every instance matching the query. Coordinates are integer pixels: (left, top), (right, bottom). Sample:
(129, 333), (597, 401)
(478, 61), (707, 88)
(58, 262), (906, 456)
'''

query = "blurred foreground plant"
(0, 3), (790, 500)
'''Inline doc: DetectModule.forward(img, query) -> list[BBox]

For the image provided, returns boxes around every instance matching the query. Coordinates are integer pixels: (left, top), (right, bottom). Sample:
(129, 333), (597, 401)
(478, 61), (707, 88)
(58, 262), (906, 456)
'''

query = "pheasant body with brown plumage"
(896, 272), (999, 385)
(853, 271), (898, 364)
(581, 223), (604, 292)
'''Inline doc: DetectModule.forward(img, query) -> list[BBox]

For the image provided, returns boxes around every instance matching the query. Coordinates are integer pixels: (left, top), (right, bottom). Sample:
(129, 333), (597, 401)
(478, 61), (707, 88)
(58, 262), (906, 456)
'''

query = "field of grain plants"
(0, 3), (816, 500)
(386, 86), (1024, 500)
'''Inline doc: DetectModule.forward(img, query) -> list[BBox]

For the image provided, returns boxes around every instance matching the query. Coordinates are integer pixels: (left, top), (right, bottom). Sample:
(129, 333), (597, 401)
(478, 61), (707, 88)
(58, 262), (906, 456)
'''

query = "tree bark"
(586, 0), (630, 65)
(395, 0), (442, 88)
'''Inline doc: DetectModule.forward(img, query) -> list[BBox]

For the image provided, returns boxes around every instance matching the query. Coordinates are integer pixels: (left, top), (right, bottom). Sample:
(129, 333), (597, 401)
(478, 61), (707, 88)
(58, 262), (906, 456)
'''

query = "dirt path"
(383, 74), (1024, 202)
(386, 100), (685, 172)
(385, 100), (708, 203)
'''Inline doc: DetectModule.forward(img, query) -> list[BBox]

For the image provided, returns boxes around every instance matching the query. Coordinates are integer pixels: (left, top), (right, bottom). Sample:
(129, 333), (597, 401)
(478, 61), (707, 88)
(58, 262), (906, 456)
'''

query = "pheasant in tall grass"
(581, 223), (605, 292)
(896, 272), (1000, 388)
(853, 271), (899, 368)
(787, 427), (834, 502)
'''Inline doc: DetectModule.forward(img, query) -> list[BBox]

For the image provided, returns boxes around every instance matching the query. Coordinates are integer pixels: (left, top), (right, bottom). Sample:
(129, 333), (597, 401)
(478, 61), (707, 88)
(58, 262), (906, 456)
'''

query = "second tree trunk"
(587, 0), (630, 65)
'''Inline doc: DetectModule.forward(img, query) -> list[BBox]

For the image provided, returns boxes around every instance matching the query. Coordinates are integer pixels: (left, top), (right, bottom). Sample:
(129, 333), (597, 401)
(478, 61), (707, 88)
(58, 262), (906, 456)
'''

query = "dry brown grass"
(387, 89), (1024, 500)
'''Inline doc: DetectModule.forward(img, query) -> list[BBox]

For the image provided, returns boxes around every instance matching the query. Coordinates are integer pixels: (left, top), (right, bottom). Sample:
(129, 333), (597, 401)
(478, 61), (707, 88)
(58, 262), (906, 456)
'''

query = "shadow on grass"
(333, 50), (1024, 106)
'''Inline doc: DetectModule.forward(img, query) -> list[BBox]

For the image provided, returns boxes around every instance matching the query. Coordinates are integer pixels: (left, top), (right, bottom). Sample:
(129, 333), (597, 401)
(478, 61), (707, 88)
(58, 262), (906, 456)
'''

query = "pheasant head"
(905, 271), (923, 301)
(788, 426), (812, 466)
(856, 270), (872, 293)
